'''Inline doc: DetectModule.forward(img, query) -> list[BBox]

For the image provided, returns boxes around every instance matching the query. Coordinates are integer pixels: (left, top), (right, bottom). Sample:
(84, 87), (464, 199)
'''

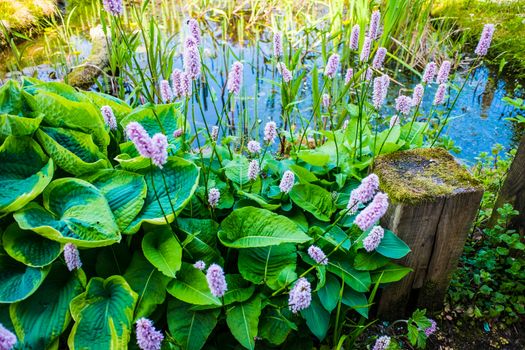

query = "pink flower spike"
(126, 122), (153, 158)
(101, 105), (117, 130)
(277, 62), (292, 83)
(187, 18), (201, 45)
(349, 24), (360, 50)
(422, 61), (437, 84)
(360, 36), (372, 62)
(412, 84), (424, 107)
(248, 159), (260, 181)
(64, 243), (82, 271)
(345, 68), (354, 85)
(395, 95), (412, 116)
(308, 245), (328, 265)
(206, 263), (227, 297)
(227, 61), (243, 95)
(273, 31), (283, 57)
(372, 47), (387, 69)
(475, 24), (495, 56)
(183, 36), (201, 80)
(247, 140), (261, 154)
(103, 0), (123, 16)
(363, 226), (385, 252)
(208, 188), (220, 208)
(354, 192), (389, 231)
(279, 170), (295, 194)
(433, 83), (447, 105)
(160, 80), (173, 103)
(372, 336), (391, 350)
(171, 69), (183, 98)
(194, 260), (206, 270)
(0, 323), (17, 350)
(150, 133), (168, 168)
(136, 318), (164, 350)
(324, 53), (340, 79)
(288, 277), (311, 313)
(264, 121), (277, 144)
(369, 10), (381, 40)
(436, 60), (451, 84)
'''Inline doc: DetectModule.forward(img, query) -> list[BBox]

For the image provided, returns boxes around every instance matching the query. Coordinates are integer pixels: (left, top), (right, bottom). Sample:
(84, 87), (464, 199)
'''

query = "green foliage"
(448, 145), (525, 324)
(0, 78), (414, 349)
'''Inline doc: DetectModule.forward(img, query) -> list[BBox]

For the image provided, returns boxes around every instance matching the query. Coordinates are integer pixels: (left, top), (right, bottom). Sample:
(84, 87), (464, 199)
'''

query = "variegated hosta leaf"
(0, 136), (54, 214)
(83, 169), (147, 232)
(2, 223), (61, 267)
(36, 127), (111, 176)
(0, 253), (50, 303)
(24, 83), (109, 152)
(68, 276), (137, 350)
(84, 91), (132, 123)
(0, 113), (43, 137)
(124, 157), (199, 234)
(10, 264), (86, 349)
(14, 178), (120, 248)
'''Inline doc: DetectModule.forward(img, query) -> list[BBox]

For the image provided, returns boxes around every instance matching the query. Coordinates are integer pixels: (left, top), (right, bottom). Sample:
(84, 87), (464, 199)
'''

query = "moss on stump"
(373, 147), (482, 204)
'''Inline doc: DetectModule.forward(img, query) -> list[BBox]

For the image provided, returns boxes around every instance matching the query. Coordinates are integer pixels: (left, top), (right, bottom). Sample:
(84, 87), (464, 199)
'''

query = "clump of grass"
(433, 0), (525, 78)
(0, 0), (56, 40)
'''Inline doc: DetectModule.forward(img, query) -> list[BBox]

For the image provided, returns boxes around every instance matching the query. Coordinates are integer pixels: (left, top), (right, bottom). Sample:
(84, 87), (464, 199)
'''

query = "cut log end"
(373, 147), (483, 205)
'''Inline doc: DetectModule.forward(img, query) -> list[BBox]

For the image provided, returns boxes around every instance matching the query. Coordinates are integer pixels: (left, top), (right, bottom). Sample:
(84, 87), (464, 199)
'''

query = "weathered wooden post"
(489, 133), (525, 234)
(373, 148), (483, 319)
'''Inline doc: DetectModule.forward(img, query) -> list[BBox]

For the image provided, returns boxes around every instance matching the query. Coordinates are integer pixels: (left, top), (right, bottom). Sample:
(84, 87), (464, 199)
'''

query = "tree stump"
(373, 148), (483, 319)
(489, 133), (525, 234)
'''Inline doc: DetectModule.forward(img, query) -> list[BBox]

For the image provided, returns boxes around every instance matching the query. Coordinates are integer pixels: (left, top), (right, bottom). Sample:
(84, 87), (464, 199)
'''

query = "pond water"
(1, 7), (523, 165)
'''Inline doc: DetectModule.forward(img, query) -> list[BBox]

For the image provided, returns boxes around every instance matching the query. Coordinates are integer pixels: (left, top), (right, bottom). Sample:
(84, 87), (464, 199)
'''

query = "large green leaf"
(259, 307), (296, 346)
(10, 264), (86, 349)
(0, 113), (43, 137)
(83, 169), (147, 232)
(289, 184), (335, 221)
(0, 80), (35, 115)
(125, 157), (199, 234)
(341, 289), (369, 318)
(0, 136), (54, 213)
(35, 127), (110, 176)
(226, 295), (262, 350)
(317, 274), (341, 313)
(354, 251), (390, 271)
(223, 274), (255, 305)
(166, 263), (221, 306)
(14, 178), (120, 248)
(371, 263), (412, 283)
(327, 254), (371, 292)
(84, 91), (132, 123)
(300, 294), (330, 341)
(177, 218), (223, 266)
(2, 223), (61, 267)
(375, 230), (411, 259)
(0, 254), (50, 303)
(142, 227), (182, 278)
(238, 244), (297, 290)
(123, 252), (170, 319)
(218, 207), (311, 248)
(167, 298), (220, 350)
(120, 103), (183, 145)
(26, 87), (109, 151)
(68, 276), (137, 350)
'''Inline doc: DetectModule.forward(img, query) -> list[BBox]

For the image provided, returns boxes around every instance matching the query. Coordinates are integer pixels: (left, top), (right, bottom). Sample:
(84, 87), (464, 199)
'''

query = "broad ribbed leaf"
(125, 157), (199, 234)
(327, 255), (371, 292)
(68, 276), (137, 350)
(376, 230), (411, 259)
(26, 87), (109, 151)
(0, 80), (35, 115)
(84, 169), (147, 232)
(178, 218), (223, 265)
(259, 307), (295, 346)
(341, 289), (369, 318)
(120, 103), (183, 146)
(300, 294), (330, 341)
(84, 91), (132, 122)
(14, 178), (120, 248)
(0, 254), (50, 303)
(36, 127), (110, 176)
(0, 113), (43, 136)
(223, 275), (255, 305)
(226, 296), (261, 350)
(2, 223), (61, 267)
(354, 251), (390, 271)
(318, 274), (341, 313)
(123, 252), (170, 319)
(10, 264), (86, 348)
(218, 207), (311, 248)
(238, 244), (297, 290)
(142, 227), (182, 278)
(371, 263), (412, 283)
(166, 263), (221, 306)
(167, 298), (220, 350)
(289, 184), (335, 221)
(0, 136), (54, 213)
